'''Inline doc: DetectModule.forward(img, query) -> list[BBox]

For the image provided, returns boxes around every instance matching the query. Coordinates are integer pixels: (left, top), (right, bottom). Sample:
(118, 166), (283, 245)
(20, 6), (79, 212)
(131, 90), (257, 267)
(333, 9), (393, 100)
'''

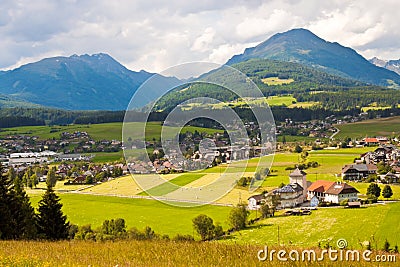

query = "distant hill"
(0, 53), (177, 110)
(153, 58), (368, 111)
(227, 28), (400, 87)
(369, 57), (400, 75)
(0, 93), (43, 109)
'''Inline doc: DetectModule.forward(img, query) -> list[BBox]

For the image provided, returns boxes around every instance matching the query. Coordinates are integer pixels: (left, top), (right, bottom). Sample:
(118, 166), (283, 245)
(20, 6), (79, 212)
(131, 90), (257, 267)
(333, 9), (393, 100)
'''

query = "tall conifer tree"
(36, 185), (69, 240)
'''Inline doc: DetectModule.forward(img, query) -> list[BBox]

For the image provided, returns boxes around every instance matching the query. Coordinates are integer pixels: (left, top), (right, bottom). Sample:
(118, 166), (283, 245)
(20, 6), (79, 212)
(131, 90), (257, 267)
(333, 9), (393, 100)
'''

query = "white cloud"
(0, 0), (399, 71)
(191, 27), (216, 52)
(209, 43), (258, 64)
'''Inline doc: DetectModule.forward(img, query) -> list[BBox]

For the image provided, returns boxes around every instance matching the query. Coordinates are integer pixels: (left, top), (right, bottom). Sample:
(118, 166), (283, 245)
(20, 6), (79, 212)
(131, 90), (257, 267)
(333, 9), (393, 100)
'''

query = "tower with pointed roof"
(289, 168), (307, 201)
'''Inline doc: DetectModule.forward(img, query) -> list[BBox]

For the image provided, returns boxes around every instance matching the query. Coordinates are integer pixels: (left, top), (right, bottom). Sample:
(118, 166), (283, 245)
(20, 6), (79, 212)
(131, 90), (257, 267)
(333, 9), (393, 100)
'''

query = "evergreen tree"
(0, 165), (14, 239)
(46, 167), (57, 188)
(36, 186), (69, 240)
(11, 178), (37, 239)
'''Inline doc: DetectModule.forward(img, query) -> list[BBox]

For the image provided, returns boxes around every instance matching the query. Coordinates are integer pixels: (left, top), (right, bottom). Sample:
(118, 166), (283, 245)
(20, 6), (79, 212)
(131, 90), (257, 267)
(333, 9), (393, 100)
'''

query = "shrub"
(339, 198), (349, 206)
(172, 234), (195, 242)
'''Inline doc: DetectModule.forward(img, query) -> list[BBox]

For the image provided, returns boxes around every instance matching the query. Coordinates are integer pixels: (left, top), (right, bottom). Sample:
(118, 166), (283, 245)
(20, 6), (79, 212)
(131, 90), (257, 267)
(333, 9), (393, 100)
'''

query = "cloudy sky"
(1, 0), (399, 72)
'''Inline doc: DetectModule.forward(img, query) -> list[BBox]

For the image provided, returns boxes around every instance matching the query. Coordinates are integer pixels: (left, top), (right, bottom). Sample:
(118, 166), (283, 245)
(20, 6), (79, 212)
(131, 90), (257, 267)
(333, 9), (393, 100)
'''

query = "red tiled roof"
(364, 138), (378, 143)
(308, 180), (334, 192)
(308, 180), (359, 195)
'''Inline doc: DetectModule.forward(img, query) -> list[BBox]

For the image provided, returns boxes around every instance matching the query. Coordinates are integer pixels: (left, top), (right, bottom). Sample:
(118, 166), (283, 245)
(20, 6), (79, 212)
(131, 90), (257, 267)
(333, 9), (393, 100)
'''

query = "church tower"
(289, 168), (307, 201)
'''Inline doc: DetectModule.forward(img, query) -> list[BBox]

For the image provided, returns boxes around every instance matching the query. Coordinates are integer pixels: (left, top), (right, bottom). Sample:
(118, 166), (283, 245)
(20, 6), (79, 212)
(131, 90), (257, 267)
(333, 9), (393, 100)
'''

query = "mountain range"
(227, 28), (400, 87)
(0, 28), (399, 111)
(369, 57), (400, 75)
(0, 53), (177, 110)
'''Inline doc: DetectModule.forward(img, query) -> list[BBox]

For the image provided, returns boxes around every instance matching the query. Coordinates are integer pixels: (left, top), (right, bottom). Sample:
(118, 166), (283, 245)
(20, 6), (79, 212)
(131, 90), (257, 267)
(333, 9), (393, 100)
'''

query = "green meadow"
(29, 193), (231, 235)
(335, 116), (400, 139)
(223, 202), (400, 249)
(139, 173), (206, 196)
(0, 121), (222, 141)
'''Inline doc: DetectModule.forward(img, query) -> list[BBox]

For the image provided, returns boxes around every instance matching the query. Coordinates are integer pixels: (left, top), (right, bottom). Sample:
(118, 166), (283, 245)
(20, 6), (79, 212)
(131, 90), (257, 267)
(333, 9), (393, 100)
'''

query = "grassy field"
(224, 202), (400, 249)
(261, 77), (294, 85)
(138, 173), (206, 196)
(29, 193), (231, 235)
(335, 116), (400, 139)
(3, 240), (391, 267)
(265, 95), (295, 106)
(179, 95), (320, 110)
(0, 121), (222, 141)
(288, 101), (319, 108)
(90, 151), (124, 162)
(276, 135), (323, 143)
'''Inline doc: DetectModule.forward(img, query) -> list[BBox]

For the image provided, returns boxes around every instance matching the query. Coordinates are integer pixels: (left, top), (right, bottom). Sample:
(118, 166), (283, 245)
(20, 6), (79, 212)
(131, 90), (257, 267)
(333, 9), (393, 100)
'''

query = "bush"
(339, 198), (349, 206)
(172, 234), (195, 242)
(367, 194), (378, 204)
(192, 214), (218, 241)
(127, 227), (146, 240)
(365, 174), (377, 183)
(294, 145), (303, 153)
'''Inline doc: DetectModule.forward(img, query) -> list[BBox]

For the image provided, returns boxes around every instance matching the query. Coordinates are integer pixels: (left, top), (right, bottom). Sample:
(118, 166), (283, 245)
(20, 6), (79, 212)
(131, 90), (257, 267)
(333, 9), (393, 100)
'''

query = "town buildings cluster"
(341, 144), (400, 183)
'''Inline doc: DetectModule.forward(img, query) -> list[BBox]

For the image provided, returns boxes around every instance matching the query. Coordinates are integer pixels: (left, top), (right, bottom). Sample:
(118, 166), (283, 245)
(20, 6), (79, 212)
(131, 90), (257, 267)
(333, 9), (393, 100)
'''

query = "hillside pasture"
(224, 202), (400, 249)
(261, 77), (294, 85)
(0, 121), (222, 141)
(334, 116), (400, 139)
(29, 193), (231, 235)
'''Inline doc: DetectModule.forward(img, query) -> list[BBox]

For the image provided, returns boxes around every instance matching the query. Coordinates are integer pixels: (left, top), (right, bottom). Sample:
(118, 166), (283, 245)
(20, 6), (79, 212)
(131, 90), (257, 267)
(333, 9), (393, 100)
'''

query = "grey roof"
(343, 164), (377, 173)
(274, 183), (303, 193)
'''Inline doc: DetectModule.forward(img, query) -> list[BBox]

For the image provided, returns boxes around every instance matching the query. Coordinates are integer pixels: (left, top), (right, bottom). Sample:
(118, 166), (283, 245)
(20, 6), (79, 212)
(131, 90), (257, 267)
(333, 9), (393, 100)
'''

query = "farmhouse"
(380, 172), (400, 184)
(247, 194), (265, 210)
(341, 164), (377, 181)
(363, 137), (379, 146)
(307, 180), (359, 204)
(269, 183), (304, 208)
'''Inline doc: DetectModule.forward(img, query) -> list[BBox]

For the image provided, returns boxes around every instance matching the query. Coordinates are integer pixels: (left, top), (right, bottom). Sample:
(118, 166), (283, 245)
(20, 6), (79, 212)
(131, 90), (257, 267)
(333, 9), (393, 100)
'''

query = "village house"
(379, 172), (400, 184)
(270, 168), (308, 208)
(250, 168), (310, 210)
(307, 180), (359, 204)
(247, 194), (265, 210)
(341, 164), (377, 181)
(268, 183), (304, 209)
(362, 137), (380, 146)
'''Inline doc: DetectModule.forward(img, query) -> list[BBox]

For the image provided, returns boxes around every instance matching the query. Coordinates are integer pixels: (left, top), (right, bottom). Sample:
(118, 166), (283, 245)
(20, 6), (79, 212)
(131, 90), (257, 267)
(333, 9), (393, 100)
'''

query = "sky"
(1, 0), (399, 72)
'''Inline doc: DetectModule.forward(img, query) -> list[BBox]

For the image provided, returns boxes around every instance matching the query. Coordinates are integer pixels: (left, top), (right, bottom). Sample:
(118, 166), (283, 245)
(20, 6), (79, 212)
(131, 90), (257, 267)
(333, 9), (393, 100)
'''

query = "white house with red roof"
(307, 180), (359, 204)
